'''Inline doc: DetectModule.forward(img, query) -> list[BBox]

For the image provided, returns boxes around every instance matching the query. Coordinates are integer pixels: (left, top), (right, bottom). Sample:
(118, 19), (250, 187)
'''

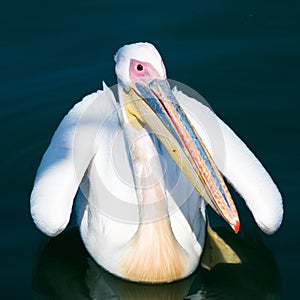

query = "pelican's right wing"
(30, 84), (119, 236)
(174, 89), (283, 234)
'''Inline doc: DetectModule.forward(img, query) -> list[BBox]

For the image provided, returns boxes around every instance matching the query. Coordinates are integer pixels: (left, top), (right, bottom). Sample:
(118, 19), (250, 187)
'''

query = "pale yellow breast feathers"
(120, 217), (188, 283)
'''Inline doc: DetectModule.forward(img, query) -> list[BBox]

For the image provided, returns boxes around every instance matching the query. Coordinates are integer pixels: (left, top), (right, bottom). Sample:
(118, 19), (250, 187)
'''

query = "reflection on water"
(33, 228), (281, 299)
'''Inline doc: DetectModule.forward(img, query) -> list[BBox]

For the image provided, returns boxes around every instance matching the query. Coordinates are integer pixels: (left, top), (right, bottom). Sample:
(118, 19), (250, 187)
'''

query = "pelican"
(30, 42), (283, 283)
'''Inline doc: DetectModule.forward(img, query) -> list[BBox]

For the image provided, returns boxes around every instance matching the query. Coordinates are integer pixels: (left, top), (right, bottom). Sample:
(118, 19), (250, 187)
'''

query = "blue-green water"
(1, 1), (299, 298)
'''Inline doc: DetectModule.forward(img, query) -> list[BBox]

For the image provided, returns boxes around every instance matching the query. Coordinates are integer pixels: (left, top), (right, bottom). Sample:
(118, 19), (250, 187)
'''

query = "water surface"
(1, 1), (299, 298)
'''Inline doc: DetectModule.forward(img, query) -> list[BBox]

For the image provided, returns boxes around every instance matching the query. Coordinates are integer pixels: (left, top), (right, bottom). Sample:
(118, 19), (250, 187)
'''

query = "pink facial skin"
(129, 59), (166, 81)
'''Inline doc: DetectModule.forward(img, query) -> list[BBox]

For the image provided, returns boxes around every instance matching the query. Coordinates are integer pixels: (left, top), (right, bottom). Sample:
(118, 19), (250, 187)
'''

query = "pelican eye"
(137, 64), (143, 71)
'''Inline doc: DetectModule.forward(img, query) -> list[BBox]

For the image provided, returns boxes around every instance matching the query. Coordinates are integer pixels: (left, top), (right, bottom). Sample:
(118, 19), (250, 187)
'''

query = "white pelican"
(30, 42), (283, 283)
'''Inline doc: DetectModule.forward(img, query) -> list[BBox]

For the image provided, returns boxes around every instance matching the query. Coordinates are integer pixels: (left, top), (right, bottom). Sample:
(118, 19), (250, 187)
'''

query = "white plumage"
(175, 90), (283, 234)
(30, 42), (283, 283)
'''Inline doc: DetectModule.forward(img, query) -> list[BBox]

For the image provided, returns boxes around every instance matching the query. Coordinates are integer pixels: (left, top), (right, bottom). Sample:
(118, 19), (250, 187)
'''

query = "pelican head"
(115, 42), (166, 88)
(114, 42), (240, 233)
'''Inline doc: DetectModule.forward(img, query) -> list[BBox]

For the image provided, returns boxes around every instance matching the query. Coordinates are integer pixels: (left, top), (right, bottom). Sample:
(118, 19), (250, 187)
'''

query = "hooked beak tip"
(233, 220), (240, 233)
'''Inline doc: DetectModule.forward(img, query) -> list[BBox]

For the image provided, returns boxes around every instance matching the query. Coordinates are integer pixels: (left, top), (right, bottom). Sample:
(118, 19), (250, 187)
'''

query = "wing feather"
(30, 85), (118, 236)
(174, 89), (283, 234)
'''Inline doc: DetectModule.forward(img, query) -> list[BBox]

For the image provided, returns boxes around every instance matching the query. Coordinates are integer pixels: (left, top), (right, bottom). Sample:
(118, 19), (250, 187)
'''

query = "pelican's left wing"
(174, 89), (283, 234)
(30, 84), (119, 236)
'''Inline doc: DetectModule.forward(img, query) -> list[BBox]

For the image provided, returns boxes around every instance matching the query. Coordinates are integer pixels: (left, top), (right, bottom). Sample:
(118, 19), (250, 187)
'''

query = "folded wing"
(174, 89), (283, 234)
(30, 85), (118, 236)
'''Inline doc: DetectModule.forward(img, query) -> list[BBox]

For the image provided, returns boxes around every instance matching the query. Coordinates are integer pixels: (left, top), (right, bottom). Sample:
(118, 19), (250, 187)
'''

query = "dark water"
(1, 0), (299, 299)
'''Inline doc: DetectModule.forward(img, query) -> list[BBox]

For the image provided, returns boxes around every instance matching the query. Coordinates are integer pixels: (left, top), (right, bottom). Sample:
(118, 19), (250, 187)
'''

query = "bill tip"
(234, 220), (240, 233)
